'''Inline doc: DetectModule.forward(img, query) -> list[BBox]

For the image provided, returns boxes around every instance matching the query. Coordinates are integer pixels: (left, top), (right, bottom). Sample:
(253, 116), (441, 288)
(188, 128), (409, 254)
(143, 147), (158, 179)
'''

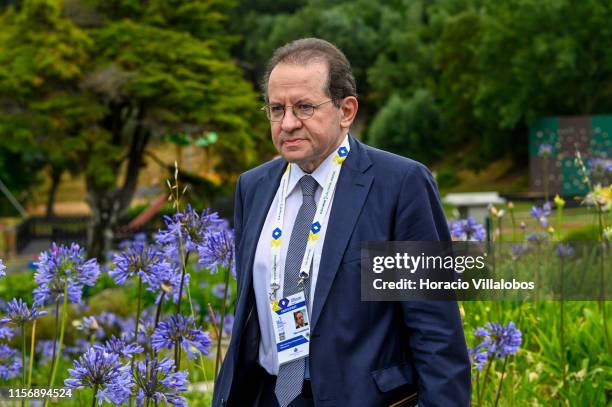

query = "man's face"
(267, 62), (354, 172)
(295, 311), (304, 327)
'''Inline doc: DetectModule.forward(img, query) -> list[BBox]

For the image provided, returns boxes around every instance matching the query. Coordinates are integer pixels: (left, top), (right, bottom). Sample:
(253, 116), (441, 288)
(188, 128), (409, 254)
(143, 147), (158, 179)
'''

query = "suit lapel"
(311, 137), (373, 331)
(238, 160), (287, 302)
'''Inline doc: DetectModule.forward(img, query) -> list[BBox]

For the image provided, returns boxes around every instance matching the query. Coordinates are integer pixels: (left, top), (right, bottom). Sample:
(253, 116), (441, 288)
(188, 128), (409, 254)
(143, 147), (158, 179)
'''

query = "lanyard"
(269, 138), (350, 301)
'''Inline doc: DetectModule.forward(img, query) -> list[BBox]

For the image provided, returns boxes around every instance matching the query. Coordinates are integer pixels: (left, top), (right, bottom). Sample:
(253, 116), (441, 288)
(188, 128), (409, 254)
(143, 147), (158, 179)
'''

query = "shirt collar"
(286, 134), (349, 195)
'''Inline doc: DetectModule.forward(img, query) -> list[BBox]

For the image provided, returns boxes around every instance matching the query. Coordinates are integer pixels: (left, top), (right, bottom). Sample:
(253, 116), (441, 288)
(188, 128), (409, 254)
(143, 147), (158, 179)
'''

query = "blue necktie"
(274, 175), (317, 407)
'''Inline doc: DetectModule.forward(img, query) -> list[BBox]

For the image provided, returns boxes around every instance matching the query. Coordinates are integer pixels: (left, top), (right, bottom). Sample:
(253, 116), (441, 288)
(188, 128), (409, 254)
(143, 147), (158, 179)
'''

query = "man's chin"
(281, 150), (310, 164)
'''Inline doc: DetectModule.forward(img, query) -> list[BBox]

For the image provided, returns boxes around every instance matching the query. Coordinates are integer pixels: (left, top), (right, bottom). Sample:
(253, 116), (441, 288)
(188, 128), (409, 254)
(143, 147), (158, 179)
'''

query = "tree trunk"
(86, 186), (120, 260)
(45, 165), (63, 219)
(86, 105), (150, 260)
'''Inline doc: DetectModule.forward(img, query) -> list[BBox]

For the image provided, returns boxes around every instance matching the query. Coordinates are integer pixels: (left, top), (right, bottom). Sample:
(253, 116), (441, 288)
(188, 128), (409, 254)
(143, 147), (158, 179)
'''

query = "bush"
(367, 89), (444, 164)
(435, 167), (459, 189)
(562, 225), (601, 241)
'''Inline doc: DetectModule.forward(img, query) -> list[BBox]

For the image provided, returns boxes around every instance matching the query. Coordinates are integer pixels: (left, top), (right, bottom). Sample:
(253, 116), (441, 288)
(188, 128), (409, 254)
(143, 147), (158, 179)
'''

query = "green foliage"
(462, 301), (611, 405)
(561, 224), (601, 242)
(368, 90), (443, 163)
(0, 0), (269, 221)
(0, 270), (36, 303)
(435, 167), (460, 190)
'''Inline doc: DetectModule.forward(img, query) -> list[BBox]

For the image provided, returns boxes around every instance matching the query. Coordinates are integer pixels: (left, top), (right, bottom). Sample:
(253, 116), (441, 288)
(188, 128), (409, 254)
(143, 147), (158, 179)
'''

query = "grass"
(462, 301), (611, 406)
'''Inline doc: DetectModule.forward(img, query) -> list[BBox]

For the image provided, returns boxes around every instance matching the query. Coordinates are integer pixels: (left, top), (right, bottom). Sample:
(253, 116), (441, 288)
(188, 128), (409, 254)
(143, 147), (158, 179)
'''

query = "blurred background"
(0, 0), (611, 262)
(0, 1), (611, 405)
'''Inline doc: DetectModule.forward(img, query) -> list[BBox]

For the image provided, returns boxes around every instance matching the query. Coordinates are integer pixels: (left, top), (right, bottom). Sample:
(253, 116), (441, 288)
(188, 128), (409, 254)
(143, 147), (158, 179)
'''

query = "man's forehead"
(267, 62), (328, 99)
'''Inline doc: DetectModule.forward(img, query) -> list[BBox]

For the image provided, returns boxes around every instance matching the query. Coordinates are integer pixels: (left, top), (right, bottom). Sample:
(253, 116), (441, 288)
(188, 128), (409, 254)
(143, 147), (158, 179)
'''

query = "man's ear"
(339, 96), (358, 129)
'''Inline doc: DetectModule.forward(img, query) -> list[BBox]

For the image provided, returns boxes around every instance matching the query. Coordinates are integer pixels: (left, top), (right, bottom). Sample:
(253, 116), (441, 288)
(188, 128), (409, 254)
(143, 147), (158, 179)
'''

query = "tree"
(0, 0), (268, 258)
(368, 90), (443, 163)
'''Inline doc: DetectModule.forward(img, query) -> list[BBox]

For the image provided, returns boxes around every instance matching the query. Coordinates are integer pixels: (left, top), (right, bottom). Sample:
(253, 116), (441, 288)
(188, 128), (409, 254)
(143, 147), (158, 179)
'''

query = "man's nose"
(280, 107), (302, 132)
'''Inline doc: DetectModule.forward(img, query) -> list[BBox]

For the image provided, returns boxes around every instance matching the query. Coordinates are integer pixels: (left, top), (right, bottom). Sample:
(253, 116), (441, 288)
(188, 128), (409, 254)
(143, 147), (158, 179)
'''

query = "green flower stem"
(155, 291), (166, 329)
(129, 277), (144, 407)
(175, 339), (182, 371)
(207, 303), (220, 343)
(597, 209), (610, 352)
(134, 277), (143, 345)
(215, 263), (232, 379)
(173, 229), (189, 371)
(49, 284), (69, 388)
(47, 302), (60, 386)
(509, 208), (517, 242)
(174, 248), (189, 316)
(91, 384), (98, 407)
(186, 285), (208, 382)
(22, 325), (26, 407)
(560, 261), (566, 390)
(26, 319), (37, 407)
(556, 207), (563, 241)
(21, 325), (26, 386)
(493, 356), (509, 407)
(475, 370), (480, 405)
(478, 359), (493, 407)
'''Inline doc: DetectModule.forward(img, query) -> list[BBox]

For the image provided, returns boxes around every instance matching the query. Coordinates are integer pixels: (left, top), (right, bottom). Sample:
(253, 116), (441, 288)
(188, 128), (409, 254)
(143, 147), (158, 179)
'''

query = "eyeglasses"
(261, 99), (334, 122)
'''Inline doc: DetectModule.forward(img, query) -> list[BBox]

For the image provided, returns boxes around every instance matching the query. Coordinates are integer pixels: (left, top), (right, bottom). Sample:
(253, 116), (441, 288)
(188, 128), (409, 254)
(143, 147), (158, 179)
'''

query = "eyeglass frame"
(260, 99), (335, 122)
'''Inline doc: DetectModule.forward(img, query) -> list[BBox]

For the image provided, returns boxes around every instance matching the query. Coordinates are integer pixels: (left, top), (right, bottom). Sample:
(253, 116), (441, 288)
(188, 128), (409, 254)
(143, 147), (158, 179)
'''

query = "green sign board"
(529, 115), (612, 196)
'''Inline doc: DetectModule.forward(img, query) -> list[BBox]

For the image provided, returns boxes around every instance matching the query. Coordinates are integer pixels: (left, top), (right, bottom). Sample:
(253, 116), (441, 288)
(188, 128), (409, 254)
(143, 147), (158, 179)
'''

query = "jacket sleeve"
(396, 163), (471, 407)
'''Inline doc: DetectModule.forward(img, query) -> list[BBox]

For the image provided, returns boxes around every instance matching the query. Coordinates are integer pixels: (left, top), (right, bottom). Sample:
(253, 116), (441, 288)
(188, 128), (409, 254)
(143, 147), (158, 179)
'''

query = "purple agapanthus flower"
(0, 298), (47, 325)
(468, 343), (489, 371)
(96, 311), (119, 329)
(95, 336), (143, 359)
(538, 143), (553, 157)
(133, 356), (188, 407)
(0, 324), (14, 341)
(151, 315), (212, 359)
(449, 217), (486, 241)
(468, 327), (492, 371)
(152, 265), (188, 304)
(485, 321), (522, 359)
(110, 244), (172, 289)
(555, 243), (574, 258)
(75, 316), (105, 338)
(33, 243), (100, 306)
(222, 314), (235, 336)
(64, 348), (132, 405)
(0, 259), (5, 277)
(468, 322), (521, 371)
(0, 344), (21, 379)
(530, 202), (552, 227)
(212, 283), (230, 300)
(589, 157), (612, 176)
(511, 244), (529, 261)
(117, 233), (148, 252)
(135, 310), (157, 347)
(155, 205), (224, 259)
(198, 228), (236, 276)
(525, 232), (549, 243)
(36, 340), (59, 364)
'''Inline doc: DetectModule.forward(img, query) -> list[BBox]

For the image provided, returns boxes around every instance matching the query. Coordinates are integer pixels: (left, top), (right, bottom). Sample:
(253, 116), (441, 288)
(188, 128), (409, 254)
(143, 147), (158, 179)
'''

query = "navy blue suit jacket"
(213, 136), (470, 406)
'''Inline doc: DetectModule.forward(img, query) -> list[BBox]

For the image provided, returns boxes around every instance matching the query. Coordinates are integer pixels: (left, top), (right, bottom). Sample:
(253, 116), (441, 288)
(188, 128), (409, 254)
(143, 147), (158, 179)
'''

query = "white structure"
(443, 192), (506, 224)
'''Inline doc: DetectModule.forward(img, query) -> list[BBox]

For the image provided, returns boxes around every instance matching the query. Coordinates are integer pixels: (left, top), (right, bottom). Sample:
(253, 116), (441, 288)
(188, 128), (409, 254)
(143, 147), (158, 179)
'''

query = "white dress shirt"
(252, 136), (346, 375)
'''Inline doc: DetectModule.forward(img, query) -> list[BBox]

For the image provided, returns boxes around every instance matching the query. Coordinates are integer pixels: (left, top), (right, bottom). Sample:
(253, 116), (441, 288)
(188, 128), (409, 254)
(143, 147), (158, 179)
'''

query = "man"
(214, 38), (470, 407)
